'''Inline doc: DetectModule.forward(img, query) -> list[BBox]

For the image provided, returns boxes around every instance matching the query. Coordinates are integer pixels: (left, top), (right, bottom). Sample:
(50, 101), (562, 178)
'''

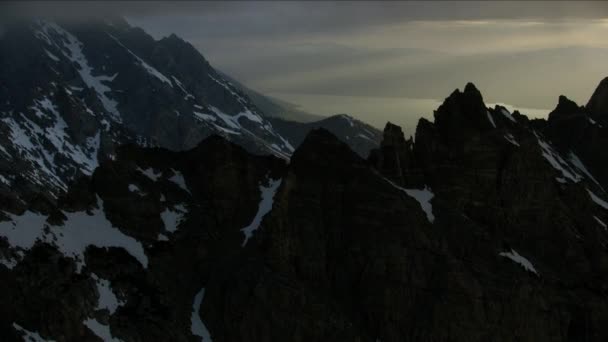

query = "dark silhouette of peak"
(548, 95), (585, 121)
(381, 122), (407, 147)
(433, 83), (490, 144)
(586, 76), (608, 119)
(464, 82), (480, 95)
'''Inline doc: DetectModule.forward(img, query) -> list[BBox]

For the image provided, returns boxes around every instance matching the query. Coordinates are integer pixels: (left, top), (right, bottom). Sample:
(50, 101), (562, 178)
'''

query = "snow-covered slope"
(0, 18), (293, 199)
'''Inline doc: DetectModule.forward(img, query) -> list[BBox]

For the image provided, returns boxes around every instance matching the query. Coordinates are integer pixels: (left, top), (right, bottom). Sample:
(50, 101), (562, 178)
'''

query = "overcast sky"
(4, 1), (608, 130)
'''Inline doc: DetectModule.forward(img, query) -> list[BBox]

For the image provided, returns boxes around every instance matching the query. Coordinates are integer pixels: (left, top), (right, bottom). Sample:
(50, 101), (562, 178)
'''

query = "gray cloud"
(3, 1), (608, 126)
(4, 1), (608, 26)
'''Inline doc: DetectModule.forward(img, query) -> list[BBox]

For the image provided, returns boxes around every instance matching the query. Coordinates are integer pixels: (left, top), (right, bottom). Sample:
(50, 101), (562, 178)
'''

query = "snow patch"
(569, 152), (602, 188)
(169, 169), (190, 194)
(12, 323), (53, 342)
(357, 133), (376, 142)
(534, 132), (581, 183)
(193, 111), (217, 123)
(191, 288), (213, 342)
(172, 76), (195, 100)
(84, 318), (122, 342)
(91, 273), (123, 314)
(500, 107), (517, 123)
(45, 49), (60, 62)
(340, 114), (355, 127)
(382, 177), (435, 223)
(208, 73), (248, 106)
(241, 178), (282, 246)
(588, 189), (608, 210)
(161, 204), (187, 233)
(499, 249), (538, 275)
(486, 111), (496, 128)
(108, 34), (173, 87)
(137, 167), (162, 182)
(40, 22), (122, 122)
(504, 133), (520, 147)
(594, 216), (607, 230)
(128, 184), (143, 195)
(0, 196), (148, 272)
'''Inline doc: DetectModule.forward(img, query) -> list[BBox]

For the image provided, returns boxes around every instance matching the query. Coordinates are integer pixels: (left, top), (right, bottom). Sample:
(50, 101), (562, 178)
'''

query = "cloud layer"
(4, 1), (608, 127)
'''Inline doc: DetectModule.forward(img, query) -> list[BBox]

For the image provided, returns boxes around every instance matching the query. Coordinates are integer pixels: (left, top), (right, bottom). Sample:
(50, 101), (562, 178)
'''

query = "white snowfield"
(0, 196), (148, 271)
(499, 249), (539, 276)
(382, 176), (435, 223)
(191, 288), (213, 342)
(241, 178), (283, 246)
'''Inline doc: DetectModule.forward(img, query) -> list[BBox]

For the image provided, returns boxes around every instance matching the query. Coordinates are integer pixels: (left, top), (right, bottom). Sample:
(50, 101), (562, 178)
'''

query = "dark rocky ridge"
(1, 80), (608, 341)
(268, 114), (382, 158)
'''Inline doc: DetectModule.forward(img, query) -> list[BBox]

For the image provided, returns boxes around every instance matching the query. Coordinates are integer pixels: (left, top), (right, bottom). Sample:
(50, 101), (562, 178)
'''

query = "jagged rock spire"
(586, 77), (608, 119)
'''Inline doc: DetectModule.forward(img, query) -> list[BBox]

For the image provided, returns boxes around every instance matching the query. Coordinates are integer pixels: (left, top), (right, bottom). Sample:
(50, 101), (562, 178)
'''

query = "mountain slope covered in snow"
(0, 18), (294, 200)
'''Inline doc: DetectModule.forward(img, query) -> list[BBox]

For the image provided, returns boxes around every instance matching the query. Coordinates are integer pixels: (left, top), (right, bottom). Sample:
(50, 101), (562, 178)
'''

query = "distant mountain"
(268, 114), (382, 158)
(2, 80), (608, 341)
(219, 72), (324, 123)
(0, 18), (296, 201)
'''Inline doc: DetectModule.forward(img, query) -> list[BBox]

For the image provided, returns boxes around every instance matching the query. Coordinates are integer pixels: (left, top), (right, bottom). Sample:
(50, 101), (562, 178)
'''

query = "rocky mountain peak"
(433, 82), (492, 144)
(380, 122), (406, 147)
(463, 81), (482, 97)
(288, 128), (366, 183)
(586, 76), (608, 119)
(548, 95), (585, 120)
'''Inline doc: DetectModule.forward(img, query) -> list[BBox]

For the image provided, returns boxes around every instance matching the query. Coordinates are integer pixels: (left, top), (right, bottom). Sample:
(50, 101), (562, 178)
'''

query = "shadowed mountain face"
(1, 78), (608, 341)
(0, 18), (295, 201)
(0, 18), (380, 205)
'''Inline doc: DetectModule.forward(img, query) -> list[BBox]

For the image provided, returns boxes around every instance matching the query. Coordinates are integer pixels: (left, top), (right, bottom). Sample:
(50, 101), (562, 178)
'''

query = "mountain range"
(0, 18), (377, 203)
(1, 18), (608, 342)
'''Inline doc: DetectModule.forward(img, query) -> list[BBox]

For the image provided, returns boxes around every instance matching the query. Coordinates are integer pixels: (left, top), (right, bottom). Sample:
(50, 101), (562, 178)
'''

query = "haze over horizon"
(4, 1), (608, 131)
